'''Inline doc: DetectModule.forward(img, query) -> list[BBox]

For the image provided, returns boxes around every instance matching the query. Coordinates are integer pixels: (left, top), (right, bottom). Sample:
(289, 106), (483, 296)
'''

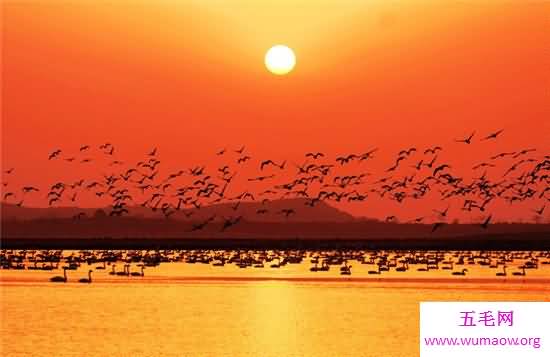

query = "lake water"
(1, 251), (549, 357)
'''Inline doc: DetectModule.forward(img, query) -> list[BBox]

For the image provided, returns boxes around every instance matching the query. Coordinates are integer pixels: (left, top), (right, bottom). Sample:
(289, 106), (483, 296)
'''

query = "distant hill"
(3, 200), (549, 247)
(1, 198), (356, 223)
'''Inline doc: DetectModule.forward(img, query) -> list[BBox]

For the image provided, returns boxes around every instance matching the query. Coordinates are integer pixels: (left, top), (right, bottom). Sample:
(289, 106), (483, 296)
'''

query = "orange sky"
(2, 1), (549, 221)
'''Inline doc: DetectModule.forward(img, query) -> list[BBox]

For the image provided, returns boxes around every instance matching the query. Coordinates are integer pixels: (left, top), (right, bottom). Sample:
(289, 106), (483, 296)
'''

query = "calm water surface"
(2, 255), (549, 357)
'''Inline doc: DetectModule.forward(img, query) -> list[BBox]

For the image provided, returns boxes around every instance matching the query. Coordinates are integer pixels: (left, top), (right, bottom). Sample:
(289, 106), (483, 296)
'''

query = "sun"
(265, 45), (296, 75)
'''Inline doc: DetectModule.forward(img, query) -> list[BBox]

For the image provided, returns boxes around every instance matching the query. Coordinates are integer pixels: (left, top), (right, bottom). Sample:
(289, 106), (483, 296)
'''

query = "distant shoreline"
(1, 275), (549, 286)
(2, 232), (549, 250)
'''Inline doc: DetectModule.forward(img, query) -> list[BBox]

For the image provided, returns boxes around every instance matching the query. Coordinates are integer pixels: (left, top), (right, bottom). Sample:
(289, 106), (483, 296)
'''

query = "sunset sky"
(2, 1), (549, 221)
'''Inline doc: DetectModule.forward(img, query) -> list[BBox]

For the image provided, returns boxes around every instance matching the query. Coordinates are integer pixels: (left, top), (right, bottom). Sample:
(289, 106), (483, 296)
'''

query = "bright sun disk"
(265, 45), (296, 75)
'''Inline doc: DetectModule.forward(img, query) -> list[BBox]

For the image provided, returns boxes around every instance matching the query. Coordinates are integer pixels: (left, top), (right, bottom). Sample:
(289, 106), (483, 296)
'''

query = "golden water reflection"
(1, 270), (549, 357)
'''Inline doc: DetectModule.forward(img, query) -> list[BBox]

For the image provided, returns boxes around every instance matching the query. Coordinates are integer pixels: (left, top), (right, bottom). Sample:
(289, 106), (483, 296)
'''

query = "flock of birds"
(2, 129), (549, 232)
(1, 249), (550, 281)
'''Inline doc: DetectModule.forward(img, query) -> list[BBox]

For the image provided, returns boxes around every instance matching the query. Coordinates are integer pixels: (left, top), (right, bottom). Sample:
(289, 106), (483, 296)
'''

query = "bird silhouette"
(22, 186), (39, 193)
(281, 208), (296, 217)
(359, 148), (378, 161)
(221, 216), (242, 231)
(235, 146), (246, 154)
(48, 150), (62, 160)
(513, 149), (536, 158)
(398, 147), (417, 157)
(491, 152), (515, 160)
(306, 152), (324, 159)
(336, 154), (357, 165)
(431, 222), (446, 233)
(411, 160), (424, 171)
(472, 162), (495, 170)
(237, 156), (251, 164)
(480, 215), (492, 229)
(455, 132), (475, 144)
(433, 206), (450, 218)
(433, 164), (450, 176)
(424, 146), (442, 155)
(481, 129), (504, 141)
(189, 166), (205, 176)
(534, 205), (545, 215)
(260, 160), (278, 170)
(248, 175), (275, 182)
(424, 155), (438, 169)
(190, 215), (216, 231)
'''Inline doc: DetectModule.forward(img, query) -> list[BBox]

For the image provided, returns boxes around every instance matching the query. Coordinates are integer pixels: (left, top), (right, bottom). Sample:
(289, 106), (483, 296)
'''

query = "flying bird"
(424, 146), (442, 155)
(237, 156), (251, 164)
(433, 206), (450, 218)
(433, 164), (450, 176)
(190, 215), (216, 231)
(513, 149), (536, 158)
(481, 129), (504, 141)
(306, 152), (324, 159)
(280, 208), (295, 217)
(260, 160), (278, 170)
(221, 216), (242, 232)
(480, 215), (492, 229)
(235, 146), (246, 154)
(455, 132), (475, 144)
(48, 150), (62, 160)
(431, 222), (446, 233)
(359, 148), (378, 161)
(534, 205), (545, 215)
(22, 186), (39, 193)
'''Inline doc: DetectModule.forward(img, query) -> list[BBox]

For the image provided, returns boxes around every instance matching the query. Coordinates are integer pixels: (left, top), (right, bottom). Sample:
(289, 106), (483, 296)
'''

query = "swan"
(109, 264), (117, 275)
(340, 264), (352, 275)
(116, 264), (129, 276)
(496, 266), (507, 276)
(452, 268), (468, 276)
(130, 265), (145, 277)
(270, 257), (281, 268)
(368, 265), (381, 275)
(512, 266), (526, 276)
(78, 270), (93, 283)
(310, 262), (319, 272)
(50, 267), (67, 283)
